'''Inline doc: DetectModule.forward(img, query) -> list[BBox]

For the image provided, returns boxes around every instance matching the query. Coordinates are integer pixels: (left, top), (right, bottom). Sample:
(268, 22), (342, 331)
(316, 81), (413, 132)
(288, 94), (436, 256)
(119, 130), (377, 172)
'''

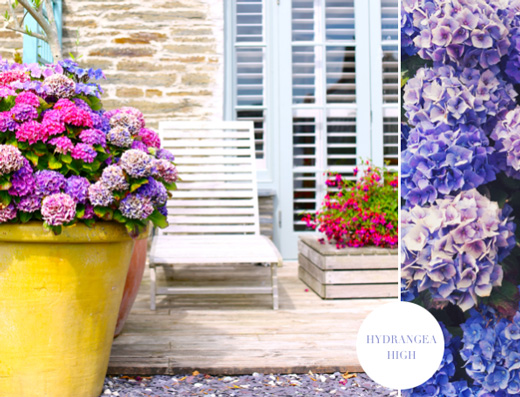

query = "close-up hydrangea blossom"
(41, 193), (76, 226)
(8, 158), (35, 197)
(403, 65), (516, 133)
(403, 0), (511, 68)
(0, 144), (24, 175)
(401, 122), (496, 207)
(100, 165), (129, 192)
(42, 73), (76, 98)
(491, 107), (520, 179)
(107, 126), (132, 148)
(120, 149), (155, 178)
(34, 170), (66, 197)
(402, 189), (516, 311)
(88, 182), (114, 207)
(119, 193), (154, 220)
(461, 304), (520, 395)
(64, 176), (89, 204)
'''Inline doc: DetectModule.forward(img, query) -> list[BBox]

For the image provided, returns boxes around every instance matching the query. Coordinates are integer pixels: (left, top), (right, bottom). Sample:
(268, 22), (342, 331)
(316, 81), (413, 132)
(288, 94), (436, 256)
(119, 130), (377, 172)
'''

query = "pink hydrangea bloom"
(16, 120), (48, 144)
(15, 91), (41, 107)
(0, 70), (29, 86)
(71, 143), (97, 163)
(139, 128), (160, 148)
(0, 144), (24, 175)
(18, 195), (41, 213)
(154, 159), (178, 183)
(120, 107), (145, 128)
(54, 99), (93, 128)
(41, 193), (76, 226)
(110, 112), (141, 135)
(49, 136), (74, 154)
(0, 86), (15, 98)
(42, 110), (66, 137)
(0, 203), (16, 223)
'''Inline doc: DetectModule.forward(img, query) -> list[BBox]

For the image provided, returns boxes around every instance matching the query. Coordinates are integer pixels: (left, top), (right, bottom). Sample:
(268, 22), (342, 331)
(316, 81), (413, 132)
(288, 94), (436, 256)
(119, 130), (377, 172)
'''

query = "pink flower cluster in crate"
(302, 162), (398, 249)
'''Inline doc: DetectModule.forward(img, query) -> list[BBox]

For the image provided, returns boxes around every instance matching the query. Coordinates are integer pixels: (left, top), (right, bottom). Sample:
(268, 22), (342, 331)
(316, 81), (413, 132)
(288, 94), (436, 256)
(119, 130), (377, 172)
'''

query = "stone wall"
(0, 0), (225, 127)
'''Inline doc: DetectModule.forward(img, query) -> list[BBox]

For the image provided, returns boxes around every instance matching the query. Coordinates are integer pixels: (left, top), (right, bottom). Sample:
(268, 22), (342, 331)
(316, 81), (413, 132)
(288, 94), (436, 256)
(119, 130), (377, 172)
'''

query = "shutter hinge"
(278, 210), (282, 228)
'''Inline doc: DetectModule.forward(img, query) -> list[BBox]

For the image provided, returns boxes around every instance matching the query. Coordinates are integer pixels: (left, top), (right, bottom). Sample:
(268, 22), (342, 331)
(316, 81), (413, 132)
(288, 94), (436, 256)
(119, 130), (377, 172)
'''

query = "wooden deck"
(108, 261), (395, 375)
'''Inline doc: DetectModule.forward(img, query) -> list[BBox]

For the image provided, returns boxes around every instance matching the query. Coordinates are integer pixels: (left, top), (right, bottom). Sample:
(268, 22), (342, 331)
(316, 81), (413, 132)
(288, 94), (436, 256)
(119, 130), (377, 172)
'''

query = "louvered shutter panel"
(23, 0), (62, 64)
(233, 0), (266, 167)
(381, 0), (398, 166)
(291, 0), (358, 231)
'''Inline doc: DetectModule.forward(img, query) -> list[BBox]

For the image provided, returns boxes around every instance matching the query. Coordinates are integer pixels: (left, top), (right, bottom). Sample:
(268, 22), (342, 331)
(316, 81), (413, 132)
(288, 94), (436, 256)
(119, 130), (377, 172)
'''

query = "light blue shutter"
(22, 0), (62, 64)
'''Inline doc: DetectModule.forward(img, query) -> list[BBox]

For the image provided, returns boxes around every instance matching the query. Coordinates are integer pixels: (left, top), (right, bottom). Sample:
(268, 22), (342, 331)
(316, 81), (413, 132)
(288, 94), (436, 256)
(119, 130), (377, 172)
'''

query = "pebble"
(102, 372), (395, 396)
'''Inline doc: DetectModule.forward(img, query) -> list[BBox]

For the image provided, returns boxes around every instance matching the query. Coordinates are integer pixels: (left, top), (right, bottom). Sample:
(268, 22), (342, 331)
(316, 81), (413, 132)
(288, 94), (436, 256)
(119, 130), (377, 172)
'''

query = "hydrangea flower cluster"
(461, 304), (520, 395)
(403, 322), (473, 397)
(0, 59), (177, 235)
(402, 0), (511, 68)
(403, 66), (516, 133)
(302, 162), (398, 249)
(401, 122), (496, 206)
(491, 107), (520, 179)
(402, 189), (516, 312)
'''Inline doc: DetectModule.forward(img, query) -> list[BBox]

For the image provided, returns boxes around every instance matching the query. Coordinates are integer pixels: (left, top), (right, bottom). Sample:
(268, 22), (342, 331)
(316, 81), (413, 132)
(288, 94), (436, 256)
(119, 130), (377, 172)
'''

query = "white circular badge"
(356, 301), (444, 390)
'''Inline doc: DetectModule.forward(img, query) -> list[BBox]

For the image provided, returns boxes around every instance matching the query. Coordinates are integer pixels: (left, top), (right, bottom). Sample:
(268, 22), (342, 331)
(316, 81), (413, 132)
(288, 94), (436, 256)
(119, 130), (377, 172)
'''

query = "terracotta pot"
(0, 222), (134, 397)
(114, 229), (149, 337)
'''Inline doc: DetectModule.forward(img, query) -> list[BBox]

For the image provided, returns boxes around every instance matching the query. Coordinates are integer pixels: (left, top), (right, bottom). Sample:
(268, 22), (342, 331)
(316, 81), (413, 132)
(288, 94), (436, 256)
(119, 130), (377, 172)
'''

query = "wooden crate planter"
(298, 235), (398, 299)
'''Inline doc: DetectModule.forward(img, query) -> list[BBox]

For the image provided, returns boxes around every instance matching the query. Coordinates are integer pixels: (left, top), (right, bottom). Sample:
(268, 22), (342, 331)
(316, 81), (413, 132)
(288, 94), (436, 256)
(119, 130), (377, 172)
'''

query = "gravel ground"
(101, 372), (396, 396)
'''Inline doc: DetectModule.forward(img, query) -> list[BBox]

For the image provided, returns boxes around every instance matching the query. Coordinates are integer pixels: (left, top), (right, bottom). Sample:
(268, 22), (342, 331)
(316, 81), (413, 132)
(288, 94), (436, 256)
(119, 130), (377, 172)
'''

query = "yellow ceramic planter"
(0, 222), (135, 397)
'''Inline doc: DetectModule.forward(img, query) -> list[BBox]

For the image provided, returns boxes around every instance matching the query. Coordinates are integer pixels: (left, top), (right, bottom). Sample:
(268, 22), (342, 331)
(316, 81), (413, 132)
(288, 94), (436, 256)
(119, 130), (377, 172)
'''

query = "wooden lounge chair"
(149, 121), (282, 310)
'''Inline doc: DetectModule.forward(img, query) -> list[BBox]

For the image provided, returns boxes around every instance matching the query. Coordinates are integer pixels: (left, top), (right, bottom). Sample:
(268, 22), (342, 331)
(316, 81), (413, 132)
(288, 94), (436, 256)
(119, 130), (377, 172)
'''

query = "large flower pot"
(0, 222), (134, 397)
(114, 229), (149, 337)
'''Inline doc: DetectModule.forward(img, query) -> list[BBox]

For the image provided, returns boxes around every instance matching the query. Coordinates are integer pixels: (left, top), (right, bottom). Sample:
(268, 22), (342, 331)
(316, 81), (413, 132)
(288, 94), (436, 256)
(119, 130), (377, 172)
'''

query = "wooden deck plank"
(108, 261), (395, 375)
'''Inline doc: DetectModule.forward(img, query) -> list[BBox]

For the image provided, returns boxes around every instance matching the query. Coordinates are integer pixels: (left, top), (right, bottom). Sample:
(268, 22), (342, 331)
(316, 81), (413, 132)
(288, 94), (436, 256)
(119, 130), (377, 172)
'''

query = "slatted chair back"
(158, 121), (260, 236)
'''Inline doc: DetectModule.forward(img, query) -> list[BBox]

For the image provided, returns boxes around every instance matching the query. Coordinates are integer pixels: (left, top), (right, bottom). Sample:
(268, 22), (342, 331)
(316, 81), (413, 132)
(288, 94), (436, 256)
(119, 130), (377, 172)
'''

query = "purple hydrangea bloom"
(119, 193), (154, 220)
(136, 177), (168, 206)
(110, 112), (142, 135)
(491, 108), (520, 179)
(404, 0), (511, 68)
(41, 193), (76, 226)
(79, 128), (106, 147)
(154, 159), (178, 183)
(0, 111), (18, 132)
(131, 140), (148, 153)
(401, 4), (419, 59)
(100, 165), (129, 191)
(403, 65), (516, 133)
(91, 111), (110, 133)
(120, 149), (155, 178)
(0, 203), (16, 223)
(401, 189), (516, 312)
(401, 122), (496, 207)
(88, 182), (114, 207)
(156, 149), (175, 162)
(0, 144), (25, 176)
(11, 104), (38, 122)
(107, 126), (132, 148)
(71, 143), (97, 163)
(64, 176), (90, 204)
(17, 194), (41, 213)
(461, 305), (520, 394)
(8, 158), (35, 197)
(34, 170), (66, 197)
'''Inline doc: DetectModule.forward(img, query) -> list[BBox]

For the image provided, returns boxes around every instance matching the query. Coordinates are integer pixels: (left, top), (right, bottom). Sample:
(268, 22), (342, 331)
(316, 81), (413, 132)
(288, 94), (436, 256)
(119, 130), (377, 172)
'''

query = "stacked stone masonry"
(1, 0), (224, 127)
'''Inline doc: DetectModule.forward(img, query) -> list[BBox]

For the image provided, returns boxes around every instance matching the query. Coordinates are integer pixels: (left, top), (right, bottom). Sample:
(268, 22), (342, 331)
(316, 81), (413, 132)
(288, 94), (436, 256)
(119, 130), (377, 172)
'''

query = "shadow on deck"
(108, 261), (394, 375)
